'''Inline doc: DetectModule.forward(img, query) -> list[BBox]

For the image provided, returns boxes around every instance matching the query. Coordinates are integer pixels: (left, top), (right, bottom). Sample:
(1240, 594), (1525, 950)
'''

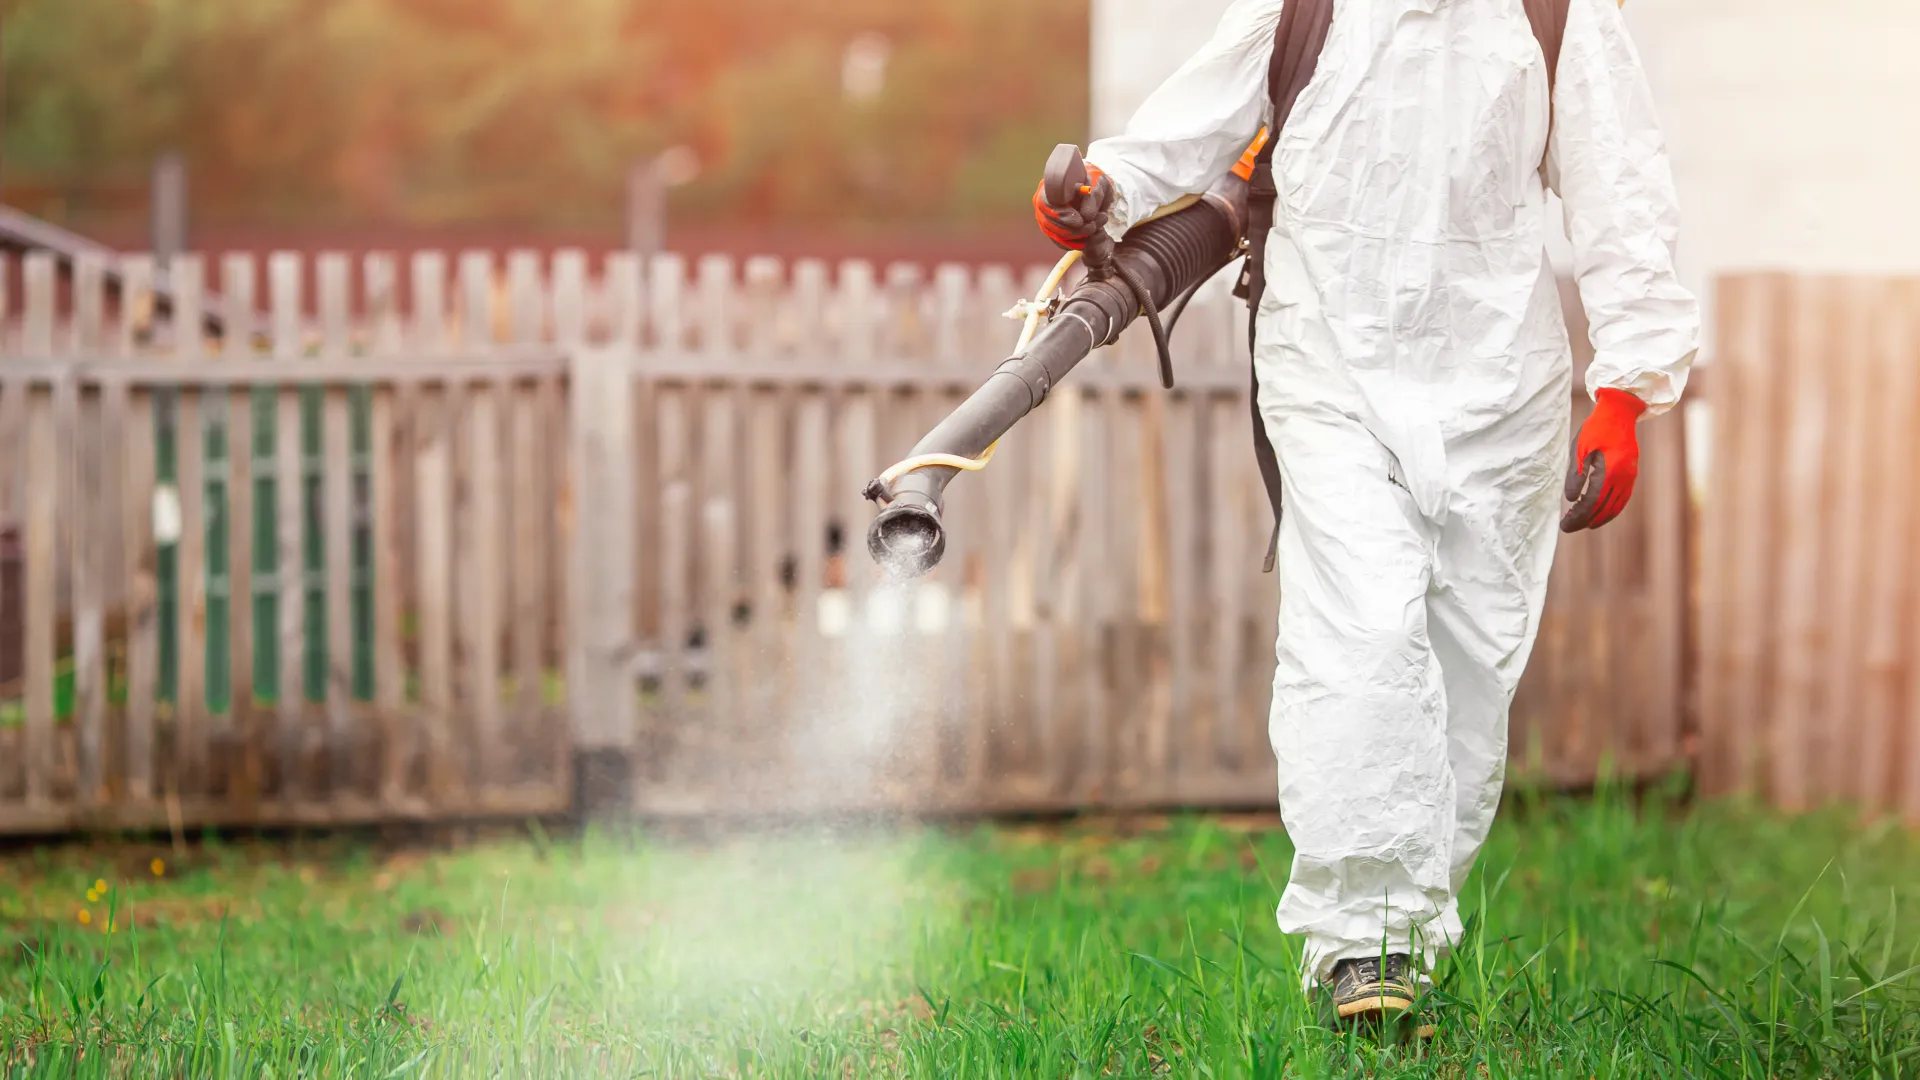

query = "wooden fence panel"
(1872, 282), (1920, 814)
(1772, 280), (1836, 808)
(740, 256), (789, 785)
(0, 249), (574, 832)
(408, 252), (454, 803)
(1848, 278), (1915, 809)
(173, 257), (210, 798)
(566, 336), (635, 801)
(1108, 375), (1147, 800)
(0, 280), (18, 806)
(267, 253), (307, 803)
(1814, 282), (1873, 804)
(0, 246), (1714, 831)
(364, 253), (408, 808)
(70, 256), (106, 806)
(1700, 276), (1774, 796)
(121, 257), (161, 806)
(318, 254), (358, 792)
(221, 253), (259, 804)
(1904, 284), (1920, 824)
(21, 252), (56, 806)
(456, 251), (502, 790)
(1698, 274), (1920, 820)
(549, 251), (587, 789)
(507, 251), (546, 776)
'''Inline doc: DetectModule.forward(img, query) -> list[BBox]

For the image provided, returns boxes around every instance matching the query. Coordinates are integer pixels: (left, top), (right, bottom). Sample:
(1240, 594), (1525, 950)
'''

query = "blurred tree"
(0, 0), (1088, 230)
(0, 0), (179, 216)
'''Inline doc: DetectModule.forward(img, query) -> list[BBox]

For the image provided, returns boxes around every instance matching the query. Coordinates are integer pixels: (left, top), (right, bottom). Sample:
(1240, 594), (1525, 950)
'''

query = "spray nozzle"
(866, 500), (946, 579)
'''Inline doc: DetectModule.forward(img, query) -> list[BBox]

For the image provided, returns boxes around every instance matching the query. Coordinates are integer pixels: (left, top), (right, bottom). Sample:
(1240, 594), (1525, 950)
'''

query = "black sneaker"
(1329, 955), (1418, 1021)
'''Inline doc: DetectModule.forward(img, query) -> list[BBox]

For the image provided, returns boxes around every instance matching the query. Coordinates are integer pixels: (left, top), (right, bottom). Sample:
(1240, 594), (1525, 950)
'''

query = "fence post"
(626, 159), (664, 264)
(568, 344), (637, 816)
(151, 153), (187, 287)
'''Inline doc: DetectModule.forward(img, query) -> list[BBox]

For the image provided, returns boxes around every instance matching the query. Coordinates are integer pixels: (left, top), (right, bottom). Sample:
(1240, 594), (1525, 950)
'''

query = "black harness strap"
(1242, 0), (1333, 573)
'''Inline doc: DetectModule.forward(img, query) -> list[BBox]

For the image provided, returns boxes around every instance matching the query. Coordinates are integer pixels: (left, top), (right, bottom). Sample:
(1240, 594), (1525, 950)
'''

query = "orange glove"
(1033, 164), (1114, 251)
(1561, 388), (1649, 532)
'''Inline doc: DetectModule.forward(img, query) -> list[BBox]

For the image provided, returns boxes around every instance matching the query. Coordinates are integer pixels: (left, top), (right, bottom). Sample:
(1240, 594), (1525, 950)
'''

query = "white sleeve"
(1547, 0), (1701, 414)
(1084, 0), (1282, 237)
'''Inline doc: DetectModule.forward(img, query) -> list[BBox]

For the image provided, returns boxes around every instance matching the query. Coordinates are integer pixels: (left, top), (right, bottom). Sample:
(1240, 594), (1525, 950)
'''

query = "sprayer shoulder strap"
(1242, 0), (1333, 573)
(1240, 0), (1569, 573)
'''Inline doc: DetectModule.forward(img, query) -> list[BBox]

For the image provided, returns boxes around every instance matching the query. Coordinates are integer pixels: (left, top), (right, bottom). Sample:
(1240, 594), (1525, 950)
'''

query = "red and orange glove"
(1033, 164), (1115, 251)
(1561, 388), (1649, 532)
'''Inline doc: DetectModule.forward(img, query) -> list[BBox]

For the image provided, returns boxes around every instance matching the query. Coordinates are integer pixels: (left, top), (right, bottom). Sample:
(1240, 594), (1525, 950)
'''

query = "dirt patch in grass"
(398, 908), (453, 936)
(1009, 866), (1057, 894)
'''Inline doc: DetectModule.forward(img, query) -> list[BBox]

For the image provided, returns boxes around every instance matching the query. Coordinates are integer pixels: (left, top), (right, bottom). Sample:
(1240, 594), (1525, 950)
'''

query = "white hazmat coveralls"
(1086, 0), (1699, 984)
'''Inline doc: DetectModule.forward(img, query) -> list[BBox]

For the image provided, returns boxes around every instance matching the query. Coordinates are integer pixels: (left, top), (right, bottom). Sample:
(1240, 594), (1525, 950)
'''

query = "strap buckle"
(1248, 161), (1278, 199)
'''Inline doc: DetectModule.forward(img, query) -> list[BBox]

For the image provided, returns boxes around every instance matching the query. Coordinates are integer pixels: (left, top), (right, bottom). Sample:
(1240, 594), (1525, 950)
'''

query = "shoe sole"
(1334, 994), (1414, 1019)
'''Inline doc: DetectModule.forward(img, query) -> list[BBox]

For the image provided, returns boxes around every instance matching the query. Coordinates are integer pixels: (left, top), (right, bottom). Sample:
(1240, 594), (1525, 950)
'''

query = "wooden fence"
(0, 247), (1691, 831)
(606, 268), (1690, 815)
(1699, 274), (1920, 819)
(0, 251), (574, 832)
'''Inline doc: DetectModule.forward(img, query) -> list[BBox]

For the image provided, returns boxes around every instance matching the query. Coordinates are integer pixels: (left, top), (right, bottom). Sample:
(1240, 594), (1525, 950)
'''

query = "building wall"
(1632, 0), (1920, 284)
(1090, 0), (1236, 139)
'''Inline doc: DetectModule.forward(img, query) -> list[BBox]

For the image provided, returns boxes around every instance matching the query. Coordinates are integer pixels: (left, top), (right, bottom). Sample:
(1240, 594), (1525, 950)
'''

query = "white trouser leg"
(1427, 412), (1566, 936)
(1264, 405), (1457, 987)
(1261, 388), (1567, 986)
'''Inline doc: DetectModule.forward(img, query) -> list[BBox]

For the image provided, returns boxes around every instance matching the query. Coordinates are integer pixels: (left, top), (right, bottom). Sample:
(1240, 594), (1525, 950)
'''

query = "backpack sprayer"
(861, 142), (1255, 577)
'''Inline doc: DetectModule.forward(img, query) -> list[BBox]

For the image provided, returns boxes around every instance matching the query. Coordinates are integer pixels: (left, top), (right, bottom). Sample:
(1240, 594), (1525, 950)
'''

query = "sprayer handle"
(1043, 143), (1089, 209)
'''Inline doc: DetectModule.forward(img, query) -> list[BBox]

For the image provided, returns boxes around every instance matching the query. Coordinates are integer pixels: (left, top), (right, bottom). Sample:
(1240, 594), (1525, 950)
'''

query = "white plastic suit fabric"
(1086, 0), (1699, 984)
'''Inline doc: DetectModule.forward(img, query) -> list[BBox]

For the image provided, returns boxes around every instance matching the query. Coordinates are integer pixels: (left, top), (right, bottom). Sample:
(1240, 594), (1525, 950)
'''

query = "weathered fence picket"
(268, 253), (306, 805)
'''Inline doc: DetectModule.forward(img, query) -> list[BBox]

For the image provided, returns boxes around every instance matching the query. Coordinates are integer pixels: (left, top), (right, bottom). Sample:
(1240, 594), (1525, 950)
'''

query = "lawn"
(4, 788), (1919, 1078)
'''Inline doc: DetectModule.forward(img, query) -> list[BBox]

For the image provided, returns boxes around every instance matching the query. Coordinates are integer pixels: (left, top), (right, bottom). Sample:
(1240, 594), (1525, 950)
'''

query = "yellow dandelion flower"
(93, 878), (107, 893)
(86, 890), (100, 903)
(151, 858), (165, 877)
(77, 909), (91, 925)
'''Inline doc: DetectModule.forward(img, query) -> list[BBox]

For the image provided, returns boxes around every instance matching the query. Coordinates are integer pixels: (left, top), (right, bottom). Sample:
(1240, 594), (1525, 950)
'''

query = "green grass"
(4, 788), (1920, 1078)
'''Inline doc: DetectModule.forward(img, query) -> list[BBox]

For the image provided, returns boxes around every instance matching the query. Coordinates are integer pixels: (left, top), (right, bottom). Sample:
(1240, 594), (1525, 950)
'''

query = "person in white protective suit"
(1033, 0), (1699, 1021)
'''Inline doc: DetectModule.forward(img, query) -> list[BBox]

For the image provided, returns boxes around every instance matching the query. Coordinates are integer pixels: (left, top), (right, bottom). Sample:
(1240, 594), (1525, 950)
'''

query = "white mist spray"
(779, 573), (949, 819)
(615, 569), (959, 1041)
